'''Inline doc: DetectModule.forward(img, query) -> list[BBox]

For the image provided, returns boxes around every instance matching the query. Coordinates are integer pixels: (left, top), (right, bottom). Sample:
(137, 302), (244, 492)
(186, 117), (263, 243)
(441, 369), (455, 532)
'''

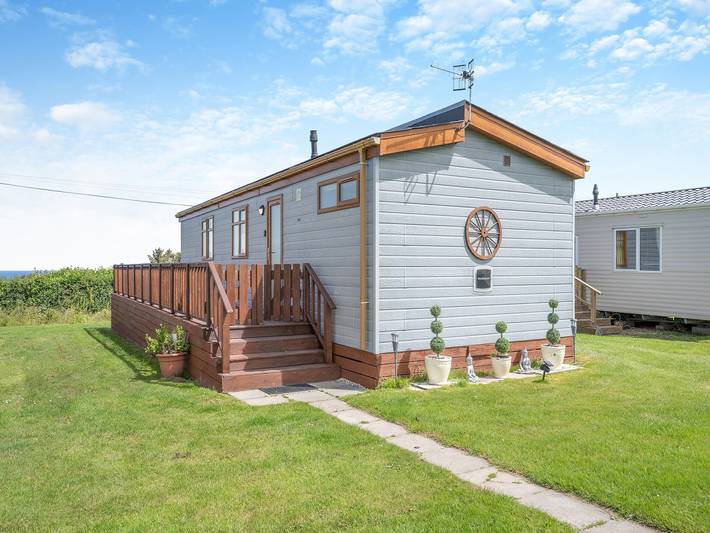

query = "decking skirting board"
(335, 337), (574, 386)
(111, 294), (220, 390)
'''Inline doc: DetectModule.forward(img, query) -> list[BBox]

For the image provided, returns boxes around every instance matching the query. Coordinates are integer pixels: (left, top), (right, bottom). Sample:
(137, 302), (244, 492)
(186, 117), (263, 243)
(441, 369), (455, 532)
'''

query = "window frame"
(231, 205), (249, 259)
(612, 226), (662, 273)
(473, 266), (493, 292)
(317, 173), (360, 214)
(201, 216), (214, 260)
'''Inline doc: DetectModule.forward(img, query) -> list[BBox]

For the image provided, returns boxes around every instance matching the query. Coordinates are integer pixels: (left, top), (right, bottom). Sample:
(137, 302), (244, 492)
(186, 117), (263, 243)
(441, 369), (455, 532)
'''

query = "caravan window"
(614, 227), (661, 272)
(318, 173), (359, 213)
(201, 217), (214, 260)
(231, 206), (248, 258)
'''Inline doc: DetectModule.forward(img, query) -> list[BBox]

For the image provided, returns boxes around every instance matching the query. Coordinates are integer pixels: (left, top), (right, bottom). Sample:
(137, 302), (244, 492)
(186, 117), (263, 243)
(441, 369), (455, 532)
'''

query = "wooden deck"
(112, 262), (339, 391)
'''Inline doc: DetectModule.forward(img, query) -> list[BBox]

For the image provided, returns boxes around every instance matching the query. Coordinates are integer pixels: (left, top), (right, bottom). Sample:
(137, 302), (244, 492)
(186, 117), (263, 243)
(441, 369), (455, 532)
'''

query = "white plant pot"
(425, 355), (452, 385)
(541, 344), (566, 369)
(490, 355), (512, 378)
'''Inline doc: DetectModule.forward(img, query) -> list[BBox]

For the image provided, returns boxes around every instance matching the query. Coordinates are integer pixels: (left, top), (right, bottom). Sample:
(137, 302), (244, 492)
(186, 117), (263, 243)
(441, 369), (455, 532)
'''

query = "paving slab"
(243, 395), (289, 406)
(229, 389), (268, 400)
(386, 433), (444, 454)
(483, 471), (546, 499)
(309, 379), (366, 397)
(284, 389), (334, 403)
(518, 489), (613, 530)
(587, 519), (658, 532)
(332, 408), (379, 425)
(421, 446), (491, 475)
(457, 466), (499, 486)
(410, 380), (459, 390)
(308, 398), (353, 414)
(360, 420), (408, 438)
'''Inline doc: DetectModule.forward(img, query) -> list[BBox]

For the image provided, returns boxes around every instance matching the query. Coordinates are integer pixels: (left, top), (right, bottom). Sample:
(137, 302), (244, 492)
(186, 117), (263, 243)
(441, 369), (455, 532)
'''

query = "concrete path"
(230, 379), (657, 532)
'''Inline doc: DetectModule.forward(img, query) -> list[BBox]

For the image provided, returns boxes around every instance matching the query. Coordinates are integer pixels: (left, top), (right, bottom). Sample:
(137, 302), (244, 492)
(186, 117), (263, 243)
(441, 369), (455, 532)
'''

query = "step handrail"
(207, 262), (235, 373)
(574, 276), (601, 295)
(574, 268), (601, 328)
(303, 263), (336, 363)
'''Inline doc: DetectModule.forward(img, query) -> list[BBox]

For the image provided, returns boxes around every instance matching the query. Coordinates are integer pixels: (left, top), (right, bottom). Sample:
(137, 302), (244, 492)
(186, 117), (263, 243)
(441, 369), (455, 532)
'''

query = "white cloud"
(0, 83), (27, 138)
(40, 7), (95, 27)
(559, 0), (641, 33)
(261, 7), (294, 43)
(162, 17), (193, 39)
(610, 36), (654, 60)
(50, 101), (120, 130)
(476, 61), (515, 76)
(618, 84), (710, 128)
(527, 11), (552, 31)
(677, 0), (710, 16)
(324, 0), (395, 55)
(379, 57), (412, 81)
(478, 17), (527, 50)
(608, 20), (710, 62)
(0, 0), (25, 22)
(589, 34), (620, 53)
(65, 40), (143, 71)
(298, 85), (412, 121)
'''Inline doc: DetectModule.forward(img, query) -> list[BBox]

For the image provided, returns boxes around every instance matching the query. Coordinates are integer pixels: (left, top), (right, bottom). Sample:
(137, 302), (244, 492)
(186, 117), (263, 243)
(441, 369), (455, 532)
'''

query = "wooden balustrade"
(113, 261), (335, 367)
(303, 263), (336, 362)
(574, 266), (601, 327)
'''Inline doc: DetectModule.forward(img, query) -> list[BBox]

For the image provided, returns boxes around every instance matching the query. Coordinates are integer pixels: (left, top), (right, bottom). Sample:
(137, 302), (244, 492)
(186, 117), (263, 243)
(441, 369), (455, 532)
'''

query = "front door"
(266, 196), (282, 265)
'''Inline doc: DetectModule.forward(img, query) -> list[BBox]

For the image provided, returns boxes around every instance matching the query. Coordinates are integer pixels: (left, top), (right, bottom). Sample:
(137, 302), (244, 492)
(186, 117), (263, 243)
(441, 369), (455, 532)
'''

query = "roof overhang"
(465, 103), (588, 179)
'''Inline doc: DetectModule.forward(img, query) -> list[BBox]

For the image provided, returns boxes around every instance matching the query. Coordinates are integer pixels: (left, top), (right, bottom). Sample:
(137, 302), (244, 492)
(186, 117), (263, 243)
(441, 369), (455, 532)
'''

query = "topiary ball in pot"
(495, 337), (510, 355)
(490, 320), (511, 378)
(424, 304), (451, 385)
(541, 297), (566, 369)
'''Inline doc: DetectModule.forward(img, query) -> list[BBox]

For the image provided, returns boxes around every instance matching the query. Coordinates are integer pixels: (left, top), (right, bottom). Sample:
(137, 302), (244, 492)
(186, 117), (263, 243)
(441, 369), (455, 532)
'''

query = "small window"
(614, 227), (661, 272)
(201, 217), (214, 260)
(474, 267), (493, 292)
(231, 206), (248, 258)
(318, 173), (359, 214)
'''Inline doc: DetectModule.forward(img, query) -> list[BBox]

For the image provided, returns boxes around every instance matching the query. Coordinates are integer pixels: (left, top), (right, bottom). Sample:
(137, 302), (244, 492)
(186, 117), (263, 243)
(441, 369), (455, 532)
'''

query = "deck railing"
(113, 262), (335, 368)
(574, 266), (601, 327)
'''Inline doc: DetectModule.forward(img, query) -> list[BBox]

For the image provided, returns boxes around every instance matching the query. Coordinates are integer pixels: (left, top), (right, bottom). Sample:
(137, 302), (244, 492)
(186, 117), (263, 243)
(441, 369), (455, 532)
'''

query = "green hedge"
(0, 268), (113, 313)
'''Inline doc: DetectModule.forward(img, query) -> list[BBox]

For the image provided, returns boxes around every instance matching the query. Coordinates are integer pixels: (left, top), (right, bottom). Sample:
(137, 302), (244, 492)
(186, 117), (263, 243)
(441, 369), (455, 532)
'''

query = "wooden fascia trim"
(176, 137), (380, 218)
(466, 104), (588, 179)
(379, 122), (466, 156)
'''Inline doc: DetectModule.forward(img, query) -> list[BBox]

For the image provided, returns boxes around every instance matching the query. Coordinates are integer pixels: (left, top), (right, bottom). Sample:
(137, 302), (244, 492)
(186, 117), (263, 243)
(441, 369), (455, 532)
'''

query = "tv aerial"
(430, 58), (475, 101)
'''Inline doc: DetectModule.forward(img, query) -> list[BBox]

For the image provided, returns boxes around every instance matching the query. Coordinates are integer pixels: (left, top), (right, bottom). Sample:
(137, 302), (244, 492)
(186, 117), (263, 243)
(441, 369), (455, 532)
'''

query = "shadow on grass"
(83, 327), (192, 389)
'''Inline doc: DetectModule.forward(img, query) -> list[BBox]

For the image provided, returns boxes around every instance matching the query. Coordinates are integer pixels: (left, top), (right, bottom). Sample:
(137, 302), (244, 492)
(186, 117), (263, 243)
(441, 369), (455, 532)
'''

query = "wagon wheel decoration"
(465, 207), (502, 260)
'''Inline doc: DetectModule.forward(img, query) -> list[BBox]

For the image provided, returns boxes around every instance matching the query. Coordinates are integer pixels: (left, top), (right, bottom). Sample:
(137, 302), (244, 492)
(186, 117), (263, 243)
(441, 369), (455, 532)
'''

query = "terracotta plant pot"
(490, 355), (512, 378)
(541, 344), (566, 369)
(156, 352), (187, 378)
(424, 355), (452, 385)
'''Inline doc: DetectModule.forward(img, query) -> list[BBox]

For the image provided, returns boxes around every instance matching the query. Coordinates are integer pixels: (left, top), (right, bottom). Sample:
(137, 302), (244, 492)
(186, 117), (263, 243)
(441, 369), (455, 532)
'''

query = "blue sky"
(1, 0), (709, 269)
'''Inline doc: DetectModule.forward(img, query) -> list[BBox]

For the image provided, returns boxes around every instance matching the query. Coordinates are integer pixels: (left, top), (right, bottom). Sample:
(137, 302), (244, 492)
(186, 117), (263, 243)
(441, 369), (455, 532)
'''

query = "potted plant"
(145, 324), (190, 378)
(541, 298), (565, 369)
(424, 305), (452, 385)
(490, 321), (512, 378)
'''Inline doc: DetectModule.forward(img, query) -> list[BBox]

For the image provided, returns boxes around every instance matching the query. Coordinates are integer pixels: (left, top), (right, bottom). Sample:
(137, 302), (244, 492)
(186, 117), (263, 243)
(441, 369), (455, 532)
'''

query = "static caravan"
(112, 100), (589, 390)
(575, 186), (710, 329)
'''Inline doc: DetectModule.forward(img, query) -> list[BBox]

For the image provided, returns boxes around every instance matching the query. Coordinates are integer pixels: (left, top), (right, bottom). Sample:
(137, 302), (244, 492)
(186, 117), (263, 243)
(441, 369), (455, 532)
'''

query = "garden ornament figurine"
(517, 346), (533, 374)
(466, 353), (480, 383)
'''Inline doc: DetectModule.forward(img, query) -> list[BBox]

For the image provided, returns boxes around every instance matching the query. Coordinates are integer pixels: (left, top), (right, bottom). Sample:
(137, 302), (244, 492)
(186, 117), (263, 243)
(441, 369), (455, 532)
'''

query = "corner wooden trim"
(379, 122), (466, 156)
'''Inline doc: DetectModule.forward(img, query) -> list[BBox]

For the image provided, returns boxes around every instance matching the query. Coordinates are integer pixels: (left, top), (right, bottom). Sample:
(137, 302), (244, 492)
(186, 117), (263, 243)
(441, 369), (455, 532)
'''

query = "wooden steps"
(219, 321), (340, 392)
(576, 308), (622, 335)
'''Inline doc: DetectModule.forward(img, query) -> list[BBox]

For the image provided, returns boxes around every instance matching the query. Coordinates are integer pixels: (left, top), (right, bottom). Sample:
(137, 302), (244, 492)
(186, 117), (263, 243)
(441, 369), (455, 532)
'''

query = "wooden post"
(170, 264), (175, 314)
(303, 269), (310, 322)
(185, 264), (191, 319)
(292, 265), (301, 321)
(205, 266), (212, 329)
(238, 264), (249, 325)
(283, 264), (292, 321)
(254, 265), (263, 325)
(591, 291), (597, 328)
(273, 265), (281, 321)
(324, 305), (333, 363)
(263, 265), (271, 322)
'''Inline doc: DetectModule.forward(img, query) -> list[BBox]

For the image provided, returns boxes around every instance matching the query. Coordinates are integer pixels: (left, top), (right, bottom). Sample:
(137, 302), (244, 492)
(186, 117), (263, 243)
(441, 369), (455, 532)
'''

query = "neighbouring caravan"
(575, 186), (710, 329)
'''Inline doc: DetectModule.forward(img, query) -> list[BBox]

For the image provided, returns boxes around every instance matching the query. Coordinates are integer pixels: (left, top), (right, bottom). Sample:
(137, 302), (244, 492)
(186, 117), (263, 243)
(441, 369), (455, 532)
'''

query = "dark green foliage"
(430, 305), (445, 356)
(546, 329), (561, 345)
(546, 298), (561, 345)
(147, 248), (181, 264)
(0, 268), (113, 313)
(494, 320), (510, 356)
(145, 324), (190, 356)
(430, 336), (445, 355)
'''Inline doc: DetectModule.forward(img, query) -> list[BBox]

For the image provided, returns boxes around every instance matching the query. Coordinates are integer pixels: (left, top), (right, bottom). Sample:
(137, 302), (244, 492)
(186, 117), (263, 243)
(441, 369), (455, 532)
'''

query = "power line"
(0, 181), (192, 207)
(0, 171), (223, 198)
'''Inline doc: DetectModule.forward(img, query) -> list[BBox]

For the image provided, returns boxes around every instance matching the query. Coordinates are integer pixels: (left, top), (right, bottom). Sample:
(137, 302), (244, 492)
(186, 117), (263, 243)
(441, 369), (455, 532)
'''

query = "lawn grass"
(0, 323), (568, 532)
(348, 332), (710, 532)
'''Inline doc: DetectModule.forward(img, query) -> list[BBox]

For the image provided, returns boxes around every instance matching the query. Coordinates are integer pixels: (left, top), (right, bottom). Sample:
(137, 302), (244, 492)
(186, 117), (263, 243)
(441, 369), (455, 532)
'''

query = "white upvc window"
(613, 227), (662, 272)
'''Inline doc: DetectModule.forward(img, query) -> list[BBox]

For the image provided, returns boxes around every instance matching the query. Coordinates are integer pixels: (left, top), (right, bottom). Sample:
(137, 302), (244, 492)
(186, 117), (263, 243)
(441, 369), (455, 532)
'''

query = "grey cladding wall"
(376, 129), (575, 354)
